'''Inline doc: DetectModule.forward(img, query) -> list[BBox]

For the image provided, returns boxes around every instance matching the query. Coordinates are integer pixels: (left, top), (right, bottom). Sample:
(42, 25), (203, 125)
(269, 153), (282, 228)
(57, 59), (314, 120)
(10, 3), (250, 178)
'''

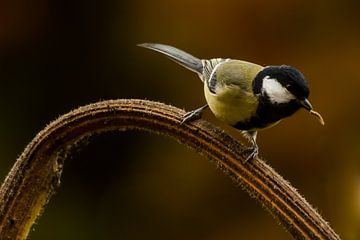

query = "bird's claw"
(242, 147), (259, 163)
(181, 109), (203, 124)
(180, 105), (208, 124)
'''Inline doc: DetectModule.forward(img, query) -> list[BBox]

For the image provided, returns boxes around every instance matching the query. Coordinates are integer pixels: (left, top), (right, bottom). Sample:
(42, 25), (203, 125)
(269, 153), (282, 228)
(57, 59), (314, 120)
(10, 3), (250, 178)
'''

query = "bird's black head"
(254, 65), (309, 99)
(253, 65), (312, 110)
(249, 65), (325, 127)
(235, 65), (325, 130)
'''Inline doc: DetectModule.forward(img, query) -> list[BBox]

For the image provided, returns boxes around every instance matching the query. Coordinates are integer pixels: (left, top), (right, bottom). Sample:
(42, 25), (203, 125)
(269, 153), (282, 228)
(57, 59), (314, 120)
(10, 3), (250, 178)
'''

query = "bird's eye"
(285, 84), (292, 91)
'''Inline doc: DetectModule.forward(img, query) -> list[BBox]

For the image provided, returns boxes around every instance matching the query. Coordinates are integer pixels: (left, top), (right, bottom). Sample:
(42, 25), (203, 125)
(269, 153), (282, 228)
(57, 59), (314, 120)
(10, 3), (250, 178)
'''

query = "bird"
(138, 43), (324, 162)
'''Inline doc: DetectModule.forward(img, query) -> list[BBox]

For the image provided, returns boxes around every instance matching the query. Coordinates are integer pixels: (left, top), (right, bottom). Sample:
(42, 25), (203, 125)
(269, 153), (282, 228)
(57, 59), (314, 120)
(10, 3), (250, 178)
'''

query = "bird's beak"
(299, 99), (313, 111)
(299, 99), (325, 126)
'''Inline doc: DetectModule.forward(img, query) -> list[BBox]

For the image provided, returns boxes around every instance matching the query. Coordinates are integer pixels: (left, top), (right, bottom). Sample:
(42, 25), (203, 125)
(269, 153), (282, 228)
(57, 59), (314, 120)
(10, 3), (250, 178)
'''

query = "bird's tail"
(138, 43), (204, 77)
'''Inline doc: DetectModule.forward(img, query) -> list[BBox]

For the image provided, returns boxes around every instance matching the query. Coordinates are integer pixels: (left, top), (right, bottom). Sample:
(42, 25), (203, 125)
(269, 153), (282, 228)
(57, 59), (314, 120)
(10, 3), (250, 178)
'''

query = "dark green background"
(0, 0), (359, 239)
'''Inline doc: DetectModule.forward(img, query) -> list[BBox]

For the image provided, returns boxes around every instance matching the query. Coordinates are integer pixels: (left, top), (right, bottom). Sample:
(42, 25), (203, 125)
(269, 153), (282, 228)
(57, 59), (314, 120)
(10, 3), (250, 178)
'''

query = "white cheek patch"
(262, 76), (296, 104)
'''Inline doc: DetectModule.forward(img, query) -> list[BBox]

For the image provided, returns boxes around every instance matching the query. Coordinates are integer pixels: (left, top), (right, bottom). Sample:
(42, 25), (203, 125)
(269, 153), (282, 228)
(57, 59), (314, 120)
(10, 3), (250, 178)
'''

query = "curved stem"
(0, 99), (340, 240)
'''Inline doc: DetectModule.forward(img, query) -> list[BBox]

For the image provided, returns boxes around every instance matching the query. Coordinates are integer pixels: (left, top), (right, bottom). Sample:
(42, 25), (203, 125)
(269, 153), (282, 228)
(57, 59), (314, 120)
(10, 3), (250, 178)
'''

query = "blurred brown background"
(0, 0), (359, 239)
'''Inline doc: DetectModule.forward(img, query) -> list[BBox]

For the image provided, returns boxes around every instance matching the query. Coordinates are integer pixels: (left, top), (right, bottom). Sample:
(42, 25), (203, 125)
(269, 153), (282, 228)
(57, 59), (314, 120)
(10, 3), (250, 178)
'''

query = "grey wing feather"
(202, 58), (228, 93)
(138, 43), (203, 75)
(138, 43), (227, 90)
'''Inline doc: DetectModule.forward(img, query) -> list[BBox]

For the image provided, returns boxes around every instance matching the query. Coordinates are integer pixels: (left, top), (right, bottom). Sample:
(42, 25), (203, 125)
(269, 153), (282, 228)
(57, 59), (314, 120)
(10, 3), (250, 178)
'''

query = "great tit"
(138, 43), (324, 162)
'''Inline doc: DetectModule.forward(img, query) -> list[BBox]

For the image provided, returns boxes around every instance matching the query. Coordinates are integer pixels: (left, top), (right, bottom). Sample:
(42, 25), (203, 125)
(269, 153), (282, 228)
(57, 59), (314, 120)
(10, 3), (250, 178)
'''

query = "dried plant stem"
(0, 99), (340, 240)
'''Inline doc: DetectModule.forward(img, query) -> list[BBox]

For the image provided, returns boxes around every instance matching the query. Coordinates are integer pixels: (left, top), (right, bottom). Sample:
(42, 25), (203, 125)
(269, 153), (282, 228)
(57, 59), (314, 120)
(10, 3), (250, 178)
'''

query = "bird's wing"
(213, 60), (264, 94)
(202, 58), (228, 93)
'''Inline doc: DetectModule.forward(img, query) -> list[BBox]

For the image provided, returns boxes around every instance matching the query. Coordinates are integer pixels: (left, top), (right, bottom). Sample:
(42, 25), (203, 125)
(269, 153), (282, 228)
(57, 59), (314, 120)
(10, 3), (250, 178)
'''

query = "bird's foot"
(241, 147), (259, 163)
(181, 105), (208, 124)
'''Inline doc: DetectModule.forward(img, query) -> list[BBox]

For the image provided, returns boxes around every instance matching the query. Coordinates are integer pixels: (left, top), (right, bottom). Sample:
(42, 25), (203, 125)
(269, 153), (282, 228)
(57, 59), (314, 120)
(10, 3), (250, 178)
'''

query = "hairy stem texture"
(0, 99), (340, 240)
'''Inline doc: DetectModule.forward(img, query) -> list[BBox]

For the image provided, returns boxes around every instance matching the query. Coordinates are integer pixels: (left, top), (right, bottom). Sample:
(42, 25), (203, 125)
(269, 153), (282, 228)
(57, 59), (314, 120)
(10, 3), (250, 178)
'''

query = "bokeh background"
(1, 0), (360, 239)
